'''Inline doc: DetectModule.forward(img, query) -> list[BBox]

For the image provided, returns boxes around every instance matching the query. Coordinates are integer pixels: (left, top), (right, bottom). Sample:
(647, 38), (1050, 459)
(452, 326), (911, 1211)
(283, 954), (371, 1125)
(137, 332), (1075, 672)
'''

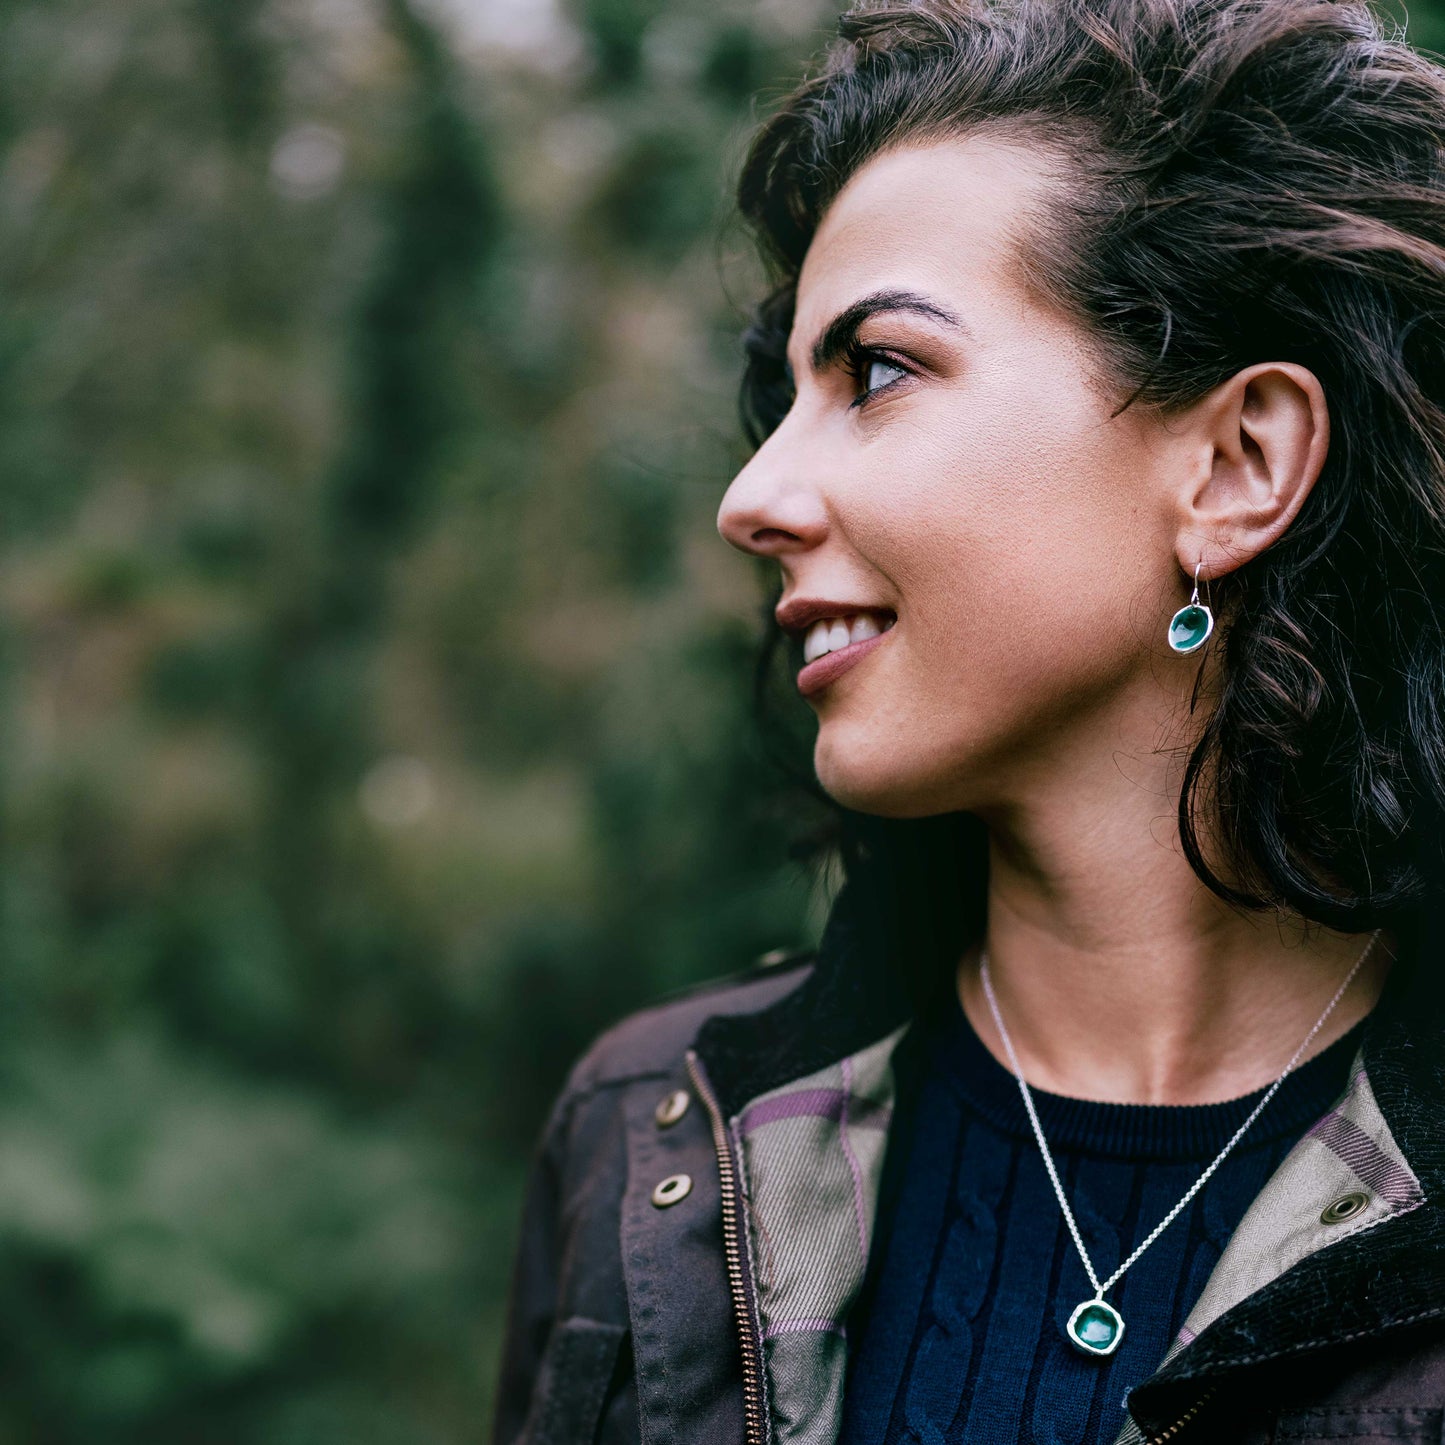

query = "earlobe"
(1176, 361), (1330, 581)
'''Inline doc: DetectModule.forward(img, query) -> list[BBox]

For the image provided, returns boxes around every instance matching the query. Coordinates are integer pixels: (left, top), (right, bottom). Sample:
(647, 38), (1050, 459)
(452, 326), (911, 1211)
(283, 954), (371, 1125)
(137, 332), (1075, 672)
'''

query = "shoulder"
(561, 946), (817, 1099)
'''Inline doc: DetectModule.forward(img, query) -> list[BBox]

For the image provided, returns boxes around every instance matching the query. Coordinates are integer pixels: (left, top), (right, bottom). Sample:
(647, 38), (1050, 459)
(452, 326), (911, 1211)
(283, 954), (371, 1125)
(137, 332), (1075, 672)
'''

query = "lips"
(775, 597), (898, 635)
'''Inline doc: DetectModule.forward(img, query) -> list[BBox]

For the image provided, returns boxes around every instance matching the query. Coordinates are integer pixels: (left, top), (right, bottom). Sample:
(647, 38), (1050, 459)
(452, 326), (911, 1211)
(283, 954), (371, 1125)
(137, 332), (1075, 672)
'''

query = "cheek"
(829, 398), (1167, 769)
(862, 396), (1155, 637)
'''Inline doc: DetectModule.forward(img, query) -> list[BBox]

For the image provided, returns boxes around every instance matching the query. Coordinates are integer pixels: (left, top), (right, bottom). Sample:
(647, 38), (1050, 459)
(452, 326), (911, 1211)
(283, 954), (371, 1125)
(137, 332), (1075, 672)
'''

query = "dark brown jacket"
(490, 882), (1445, 1445)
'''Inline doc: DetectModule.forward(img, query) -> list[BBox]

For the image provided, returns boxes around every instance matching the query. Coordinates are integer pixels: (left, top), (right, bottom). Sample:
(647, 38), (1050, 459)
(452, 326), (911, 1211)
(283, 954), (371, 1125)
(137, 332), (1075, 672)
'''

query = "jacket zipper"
(686, 1049), (768, 1445)
(1144, 1387), (1216, 1444)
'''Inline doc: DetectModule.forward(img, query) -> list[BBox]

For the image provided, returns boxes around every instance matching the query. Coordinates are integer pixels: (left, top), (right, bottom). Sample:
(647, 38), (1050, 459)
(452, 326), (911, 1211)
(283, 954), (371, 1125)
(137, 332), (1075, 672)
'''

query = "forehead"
(791, 133), (1063, 360)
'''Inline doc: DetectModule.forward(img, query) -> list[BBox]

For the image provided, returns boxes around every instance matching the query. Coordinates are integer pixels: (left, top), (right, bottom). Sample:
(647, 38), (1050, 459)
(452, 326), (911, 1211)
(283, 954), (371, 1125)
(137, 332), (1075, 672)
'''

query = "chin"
(813, 740), (961, 820)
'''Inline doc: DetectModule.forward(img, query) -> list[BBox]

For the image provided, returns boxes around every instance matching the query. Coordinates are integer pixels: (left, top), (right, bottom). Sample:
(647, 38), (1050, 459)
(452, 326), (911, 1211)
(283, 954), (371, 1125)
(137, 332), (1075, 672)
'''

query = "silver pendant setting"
(1066, 1298), (1125, 1357)
(1166, 601), (1214, 654)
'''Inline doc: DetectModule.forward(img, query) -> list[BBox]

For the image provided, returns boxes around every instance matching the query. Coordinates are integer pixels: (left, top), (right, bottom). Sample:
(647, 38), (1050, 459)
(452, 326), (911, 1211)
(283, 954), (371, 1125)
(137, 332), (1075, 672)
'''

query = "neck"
(956, 724), (1394, 1106)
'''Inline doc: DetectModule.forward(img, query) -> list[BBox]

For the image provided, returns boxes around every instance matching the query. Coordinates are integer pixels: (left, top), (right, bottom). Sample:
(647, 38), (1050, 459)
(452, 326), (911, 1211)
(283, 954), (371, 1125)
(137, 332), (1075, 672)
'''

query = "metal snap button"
(654, 1090), (690, 1127)
(1321, 1191), (1370, 1225)
(651, 1173), (693, 1208)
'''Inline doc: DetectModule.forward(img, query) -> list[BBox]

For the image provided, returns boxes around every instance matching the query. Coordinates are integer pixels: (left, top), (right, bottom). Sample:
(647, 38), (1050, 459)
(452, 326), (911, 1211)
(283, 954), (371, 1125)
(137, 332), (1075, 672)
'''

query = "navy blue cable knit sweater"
(838, 989), (1367, 1445)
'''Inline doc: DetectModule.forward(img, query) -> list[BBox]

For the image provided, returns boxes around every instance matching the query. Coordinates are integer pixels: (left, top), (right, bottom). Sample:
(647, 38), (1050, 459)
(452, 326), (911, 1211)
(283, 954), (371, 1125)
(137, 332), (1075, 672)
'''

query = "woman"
(490, 1), (1445, 1442)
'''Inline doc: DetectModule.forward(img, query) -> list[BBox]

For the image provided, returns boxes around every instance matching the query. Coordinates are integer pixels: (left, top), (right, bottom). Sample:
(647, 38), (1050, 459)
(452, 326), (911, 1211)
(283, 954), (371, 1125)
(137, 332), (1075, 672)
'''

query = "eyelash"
(841, 338), (913, 409)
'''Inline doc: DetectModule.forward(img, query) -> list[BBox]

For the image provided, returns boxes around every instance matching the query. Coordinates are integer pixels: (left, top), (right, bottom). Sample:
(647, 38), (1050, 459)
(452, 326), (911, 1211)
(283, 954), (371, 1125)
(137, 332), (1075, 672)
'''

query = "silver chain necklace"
(978, 929), (1382, 1358)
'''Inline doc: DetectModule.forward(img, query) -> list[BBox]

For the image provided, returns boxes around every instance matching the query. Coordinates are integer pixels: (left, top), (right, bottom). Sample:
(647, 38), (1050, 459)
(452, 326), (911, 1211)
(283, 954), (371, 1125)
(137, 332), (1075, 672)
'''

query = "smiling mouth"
(794, 613), (897, 697)
(800, 609), (898, 664)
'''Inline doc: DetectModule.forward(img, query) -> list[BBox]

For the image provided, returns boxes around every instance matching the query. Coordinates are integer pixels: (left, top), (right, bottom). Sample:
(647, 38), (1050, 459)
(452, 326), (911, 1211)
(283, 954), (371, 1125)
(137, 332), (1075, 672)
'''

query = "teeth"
(802, 611), (896, 664)
(850, 613), (881, 645)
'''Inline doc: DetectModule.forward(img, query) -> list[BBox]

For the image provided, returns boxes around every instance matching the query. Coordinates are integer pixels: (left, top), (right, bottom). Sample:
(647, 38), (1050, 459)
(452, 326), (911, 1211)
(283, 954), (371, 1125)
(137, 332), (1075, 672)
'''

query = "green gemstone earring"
(1167, 560), (1214, 655)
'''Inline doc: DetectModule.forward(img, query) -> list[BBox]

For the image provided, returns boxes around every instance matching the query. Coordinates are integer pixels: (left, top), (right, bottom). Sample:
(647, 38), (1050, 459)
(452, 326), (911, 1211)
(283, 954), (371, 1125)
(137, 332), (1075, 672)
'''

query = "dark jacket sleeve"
(489, 1084), (573, 1445)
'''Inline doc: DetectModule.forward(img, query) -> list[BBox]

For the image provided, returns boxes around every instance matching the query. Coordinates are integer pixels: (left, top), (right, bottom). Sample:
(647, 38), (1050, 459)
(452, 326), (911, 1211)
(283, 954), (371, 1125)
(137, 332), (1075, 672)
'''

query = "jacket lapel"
(689, 874), (916, 1445)
(1118, 910), (1445, 1441)
(727, 1023), (911, 1445)
(1151, 1044), (1425, 1361)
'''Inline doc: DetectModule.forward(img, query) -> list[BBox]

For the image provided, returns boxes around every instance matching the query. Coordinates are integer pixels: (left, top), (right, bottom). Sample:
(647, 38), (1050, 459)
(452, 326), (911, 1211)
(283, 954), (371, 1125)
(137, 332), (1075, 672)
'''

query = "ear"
(1174, 362), (1330, 582)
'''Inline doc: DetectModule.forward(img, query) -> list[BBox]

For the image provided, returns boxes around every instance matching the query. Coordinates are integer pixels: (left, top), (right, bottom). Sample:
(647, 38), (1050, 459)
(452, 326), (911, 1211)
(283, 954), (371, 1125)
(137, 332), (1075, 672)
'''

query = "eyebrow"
(793, 288), (970, 381)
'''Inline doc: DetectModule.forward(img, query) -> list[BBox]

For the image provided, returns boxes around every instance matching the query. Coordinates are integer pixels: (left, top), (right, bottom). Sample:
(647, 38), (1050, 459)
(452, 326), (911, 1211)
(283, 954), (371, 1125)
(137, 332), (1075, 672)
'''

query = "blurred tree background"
(0, 0), (1439, 1439)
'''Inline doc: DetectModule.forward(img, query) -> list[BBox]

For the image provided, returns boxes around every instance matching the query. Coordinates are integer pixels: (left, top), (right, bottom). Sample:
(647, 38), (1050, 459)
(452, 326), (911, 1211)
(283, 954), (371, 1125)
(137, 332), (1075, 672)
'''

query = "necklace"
(978, 929), (1382, 1359)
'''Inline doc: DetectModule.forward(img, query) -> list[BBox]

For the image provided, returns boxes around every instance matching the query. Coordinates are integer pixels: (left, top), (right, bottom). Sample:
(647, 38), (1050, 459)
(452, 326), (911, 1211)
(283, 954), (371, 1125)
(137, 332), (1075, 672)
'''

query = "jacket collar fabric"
(690, 876), (1445, 1445)
(693, 869), (915, 1122)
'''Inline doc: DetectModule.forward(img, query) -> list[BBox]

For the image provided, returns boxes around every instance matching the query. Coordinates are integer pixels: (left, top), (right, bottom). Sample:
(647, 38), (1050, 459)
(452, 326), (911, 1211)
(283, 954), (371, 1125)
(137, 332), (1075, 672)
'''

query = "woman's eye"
(850, 351), (910, 407)
(865, 358), (906, 393)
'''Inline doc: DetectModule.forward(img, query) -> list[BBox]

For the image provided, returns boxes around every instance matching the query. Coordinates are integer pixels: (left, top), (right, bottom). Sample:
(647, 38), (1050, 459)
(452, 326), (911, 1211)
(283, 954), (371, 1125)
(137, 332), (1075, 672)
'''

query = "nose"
(716, 434), (829, 559)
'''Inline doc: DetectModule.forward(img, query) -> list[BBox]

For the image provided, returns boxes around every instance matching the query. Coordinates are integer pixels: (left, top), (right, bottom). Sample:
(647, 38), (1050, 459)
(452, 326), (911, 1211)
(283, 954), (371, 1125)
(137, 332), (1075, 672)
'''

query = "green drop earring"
(1167, 560), (1214, 655)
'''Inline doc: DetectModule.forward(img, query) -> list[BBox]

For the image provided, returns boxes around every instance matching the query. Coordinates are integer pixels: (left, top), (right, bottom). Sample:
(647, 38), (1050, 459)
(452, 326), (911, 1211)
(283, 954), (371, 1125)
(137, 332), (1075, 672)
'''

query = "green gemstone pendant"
(1066, 1299), (1125, 1357)
(1167, 602), (1214, 655)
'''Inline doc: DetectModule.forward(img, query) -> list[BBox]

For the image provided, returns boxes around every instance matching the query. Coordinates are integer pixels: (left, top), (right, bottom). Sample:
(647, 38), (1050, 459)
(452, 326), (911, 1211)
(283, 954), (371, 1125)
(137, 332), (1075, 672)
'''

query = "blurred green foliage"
(0, 0), (843, 1436)
(0, 0), (1439, 1439)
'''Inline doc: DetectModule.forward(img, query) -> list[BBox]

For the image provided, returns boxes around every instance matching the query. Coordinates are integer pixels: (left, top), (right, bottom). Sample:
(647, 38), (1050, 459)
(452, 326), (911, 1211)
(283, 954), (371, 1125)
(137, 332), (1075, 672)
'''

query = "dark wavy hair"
(731, 0), (1445, 989)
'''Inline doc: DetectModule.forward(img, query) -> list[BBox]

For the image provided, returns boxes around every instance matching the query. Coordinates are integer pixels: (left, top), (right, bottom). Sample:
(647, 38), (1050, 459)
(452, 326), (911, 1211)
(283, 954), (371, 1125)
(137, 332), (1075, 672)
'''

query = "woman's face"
(717, 133), (1205, 819)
